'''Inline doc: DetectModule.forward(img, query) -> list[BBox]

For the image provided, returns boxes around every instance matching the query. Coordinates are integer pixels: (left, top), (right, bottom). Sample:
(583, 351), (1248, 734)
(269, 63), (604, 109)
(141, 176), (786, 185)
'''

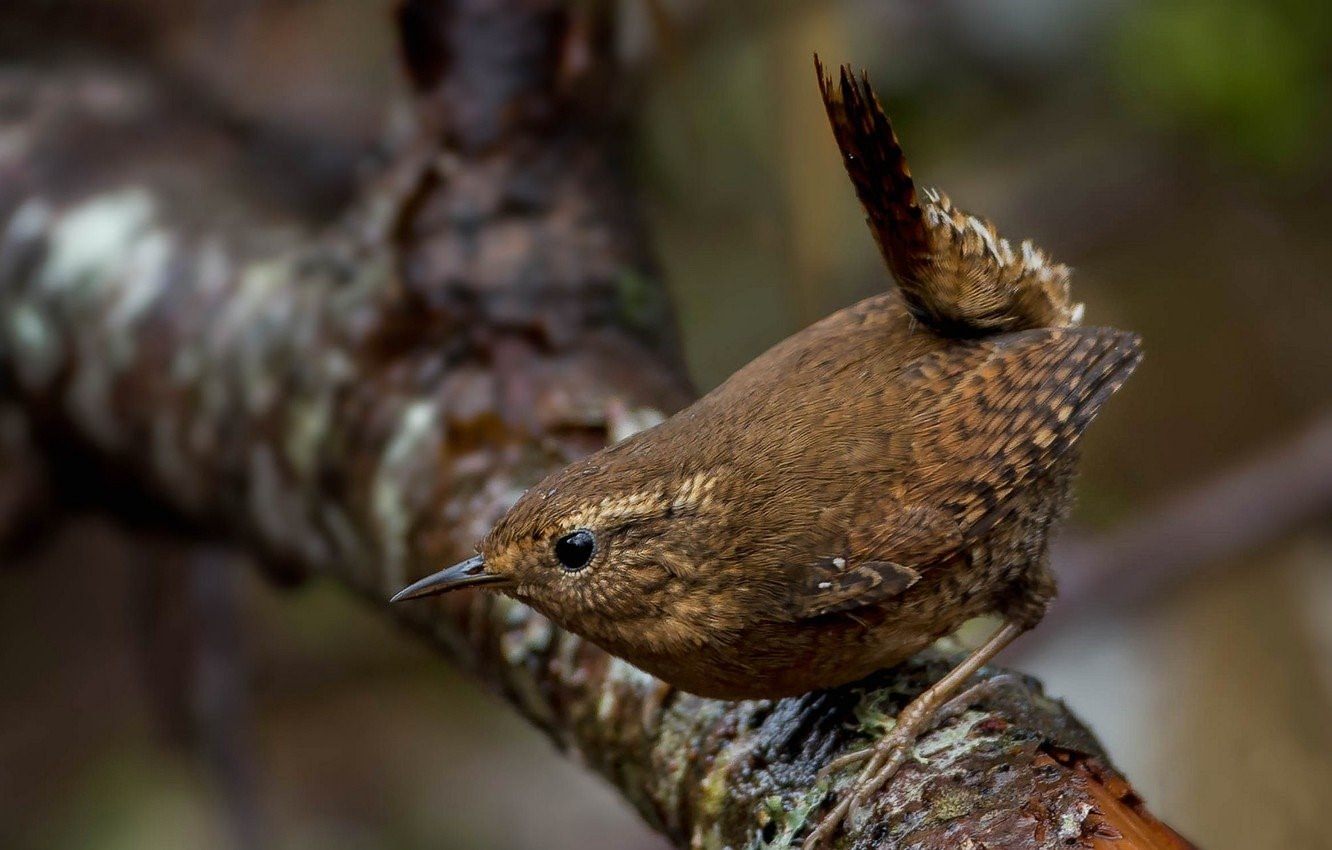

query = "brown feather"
(903, 326), (1143, 540)
(786, 558), (920, 619)
(815, 56), (1082, 335)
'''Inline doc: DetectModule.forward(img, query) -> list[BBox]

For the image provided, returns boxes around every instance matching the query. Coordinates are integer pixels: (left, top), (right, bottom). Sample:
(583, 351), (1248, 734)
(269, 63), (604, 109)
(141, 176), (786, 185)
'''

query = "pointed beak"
(390, 555), (506, 602)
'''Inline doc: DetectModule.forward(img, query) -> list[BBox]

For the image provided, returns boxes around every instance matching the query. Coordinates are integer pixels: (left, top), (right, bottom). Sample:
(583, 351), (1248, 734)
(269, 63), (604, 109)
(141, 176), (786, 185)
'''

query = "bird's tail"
(815, 56), (1081, 336)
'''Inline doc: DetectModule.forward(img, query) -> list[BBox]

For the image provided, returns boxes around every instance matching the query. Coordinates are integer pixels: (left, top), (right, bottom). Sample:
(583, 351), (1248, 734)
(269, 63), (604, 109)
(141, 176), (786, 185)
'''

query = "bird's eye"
(554, 529), (596, 572)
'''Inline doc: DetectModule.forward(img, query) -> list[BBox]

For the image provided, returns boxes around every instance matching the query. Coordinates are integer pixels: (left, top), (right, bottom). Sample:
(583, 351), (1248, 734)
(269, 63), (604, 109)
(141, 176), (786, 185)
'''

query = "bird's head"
(391, 440), (732, 650)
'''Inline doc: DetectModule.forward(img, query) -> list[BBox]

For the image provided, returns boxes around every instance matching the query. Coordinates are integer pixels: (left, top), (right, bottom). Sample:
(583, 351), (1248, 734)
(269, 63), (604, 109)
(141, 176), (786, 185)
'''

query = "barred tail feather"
(815, 56), (1082, 336)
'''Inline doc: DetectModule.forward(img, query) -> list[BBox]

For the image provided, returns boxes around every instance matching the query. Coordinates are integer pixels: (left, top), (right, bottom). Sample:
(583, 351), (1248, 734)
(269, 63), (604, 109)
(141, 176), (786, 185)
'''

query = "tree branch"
(1029, 412), (1332, 649)
(0, 2), (1192, 847)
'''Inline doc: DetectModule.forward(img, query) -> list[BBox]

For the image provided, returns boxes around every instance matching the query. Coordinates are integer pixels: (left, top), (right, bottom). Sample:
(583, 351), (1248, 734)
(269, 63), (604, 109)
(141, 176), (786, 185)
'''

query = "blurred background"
(2, 0), (1331, 848)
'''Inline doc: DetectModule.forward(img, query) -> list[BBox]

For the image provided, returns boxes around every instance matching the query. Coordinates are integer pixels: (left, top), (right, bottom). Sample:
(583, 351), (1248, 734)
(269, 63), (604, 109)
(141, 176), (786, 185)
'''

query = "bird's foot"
(802, 711), (926, 848)
(802, 673), (1025, 848)
(816, 743), (878, 781)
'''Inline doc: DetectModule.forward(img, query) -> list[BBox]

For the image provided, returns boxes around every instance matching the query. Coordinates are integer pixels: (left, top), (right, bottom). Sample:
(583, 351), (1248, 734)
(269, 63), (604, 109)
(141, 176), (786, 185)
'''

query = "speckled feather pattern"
(467, 63), (1142, 700)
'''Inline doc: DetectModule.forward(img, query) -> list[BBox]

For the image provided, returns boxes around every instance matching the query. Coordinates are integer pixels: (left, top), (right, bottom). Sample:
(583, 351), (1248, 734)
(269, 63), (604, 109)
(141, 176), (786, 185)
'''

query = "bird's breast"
(595, 581), (981, 700)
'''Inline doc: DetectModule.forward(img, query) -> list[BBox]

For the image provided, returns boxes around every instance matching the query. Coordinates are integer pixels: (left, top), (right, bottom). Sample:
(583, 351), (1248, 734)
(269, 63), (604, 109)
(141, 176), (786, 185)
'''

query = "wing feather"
(904, 326), (1142, 540)
(775, 325), (1141, 621)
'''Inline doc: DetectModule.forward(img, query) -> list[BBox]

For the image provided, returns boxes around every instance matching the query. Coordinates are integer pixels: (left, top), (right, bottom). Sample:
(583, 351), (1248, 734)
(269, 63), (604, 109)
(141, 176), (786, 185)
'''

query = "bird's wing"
(901, 325), (1142, 540)
(783, 558), (921, 620)
(780, 505), (957, 619)
(775, 325), (1140, 620)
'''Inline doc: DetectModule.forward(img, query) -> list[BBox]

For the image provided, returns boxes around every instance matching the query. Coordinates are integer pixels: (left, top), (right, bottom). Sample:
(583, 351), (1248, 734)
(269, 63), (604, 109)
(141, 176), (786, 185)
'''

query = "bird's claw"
(802, 728), (919, 848)
(816, 745), (874, 781)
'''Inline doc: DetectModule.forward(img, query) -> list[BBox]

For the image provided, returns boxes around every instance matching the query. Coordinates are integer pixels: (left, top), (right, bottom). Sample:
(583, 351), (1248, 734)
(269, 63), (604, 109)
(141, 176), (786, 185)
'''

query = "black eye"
(554, 530), (595, 572)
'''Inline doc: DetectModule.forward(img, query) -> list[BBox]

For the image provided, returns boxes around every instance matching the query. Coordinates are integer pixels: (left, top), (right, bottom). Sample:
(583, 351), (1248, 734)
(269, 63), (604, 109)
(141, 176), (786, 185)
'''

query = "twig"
(140, 543), (266, 850)
(1031, 412), (1332, 647)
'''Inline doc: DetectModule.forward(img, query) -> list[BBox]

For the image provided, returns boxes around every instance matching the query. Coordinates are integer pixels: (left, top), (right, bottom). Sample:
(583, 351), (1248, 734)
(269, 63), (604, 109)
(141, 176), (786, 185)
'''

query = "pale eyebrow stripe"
(563, 471), (719, 529)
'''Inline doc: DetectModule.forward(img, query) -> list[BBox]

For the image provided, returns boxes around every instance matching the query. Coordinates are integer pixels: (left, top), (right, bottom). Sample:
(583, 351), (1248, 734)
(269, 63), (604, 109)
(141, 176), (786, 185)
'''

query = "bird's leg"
(933, 671), (1026, 724)
(819, 671), (1026, 775)
(803, 620), (1027, 849)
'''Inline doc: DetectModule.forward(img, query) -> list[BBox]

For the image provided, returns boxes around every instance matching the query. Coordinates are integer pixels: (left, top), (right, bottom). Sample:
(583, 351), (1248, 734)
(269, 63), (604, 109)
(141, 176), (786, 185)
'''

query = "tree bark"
(0, 2), (1194, 847)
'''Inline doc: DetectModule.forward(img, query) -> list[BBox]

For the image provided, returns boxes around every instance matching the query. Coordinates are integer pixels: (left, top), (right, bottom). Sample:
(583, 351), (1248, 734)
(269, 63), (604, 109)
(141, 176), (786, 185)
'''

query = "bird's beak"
(390, 555), (506, 602)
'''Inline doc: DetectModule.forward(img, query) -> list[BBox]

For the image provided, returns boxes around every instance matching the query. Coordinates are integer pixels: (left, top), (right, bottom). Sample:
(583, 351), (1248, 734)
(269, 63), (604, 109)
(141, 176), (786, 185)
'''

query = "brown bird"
(393, 58), (1141, 846)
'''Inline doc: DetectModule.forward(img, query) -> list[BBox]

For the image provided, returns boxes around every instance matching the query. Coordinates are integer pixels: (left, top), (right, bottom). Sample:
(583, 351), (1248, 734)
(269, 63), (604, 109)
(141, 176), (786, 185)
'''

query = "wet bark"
(0, 2), (1193, 847)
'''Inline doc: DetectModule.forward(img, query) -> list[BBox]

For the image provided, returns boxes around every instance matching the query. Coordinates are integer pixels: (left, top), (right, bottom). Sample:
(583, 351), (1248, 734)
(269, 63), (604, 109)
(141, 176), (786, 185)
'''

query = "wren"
(393, 58), (1141, 846)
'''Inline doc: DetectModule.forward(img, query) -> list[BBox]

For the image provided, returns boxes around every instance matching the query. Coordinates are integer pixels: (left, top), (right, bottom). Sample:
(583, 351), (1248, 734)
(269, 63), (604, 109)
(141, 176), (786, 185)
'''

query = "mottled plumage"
(395, 58), (1141, 845)
(469, 292), (1137, 699)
